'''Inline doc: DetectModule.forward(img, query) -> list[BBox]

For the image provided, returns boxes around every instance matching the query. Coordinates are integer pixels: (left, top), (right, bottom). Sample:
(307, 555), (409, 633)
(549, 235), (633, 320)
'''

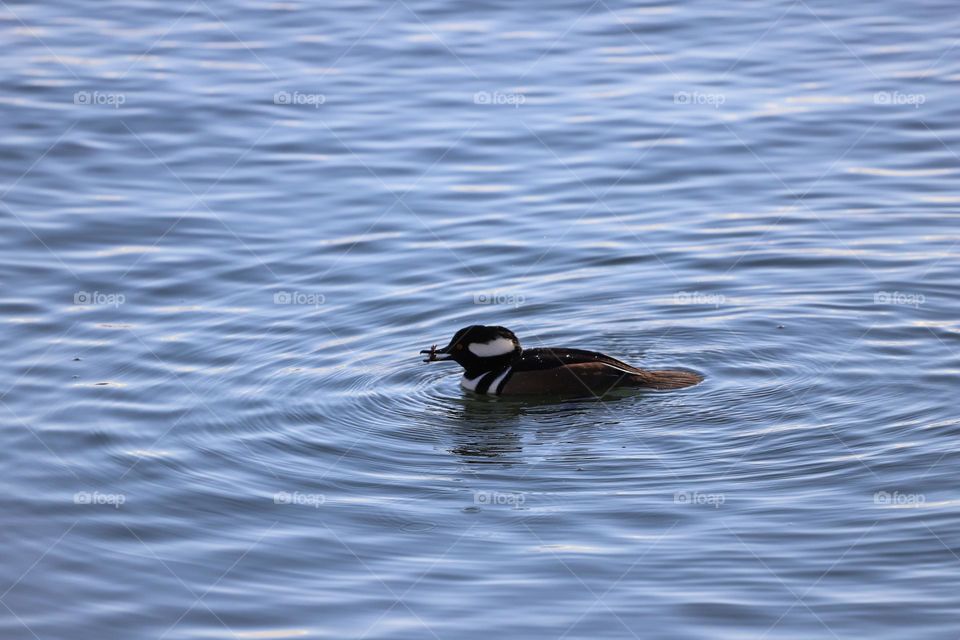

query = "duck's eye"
(455, 344), (463, 351)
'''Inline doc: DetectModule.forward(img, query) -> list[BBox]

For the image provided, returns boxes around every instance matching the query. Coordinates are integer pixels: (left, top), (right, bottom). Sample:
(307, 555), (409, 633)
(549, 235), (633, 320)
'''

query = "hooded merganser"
(420, 325), (702, 396)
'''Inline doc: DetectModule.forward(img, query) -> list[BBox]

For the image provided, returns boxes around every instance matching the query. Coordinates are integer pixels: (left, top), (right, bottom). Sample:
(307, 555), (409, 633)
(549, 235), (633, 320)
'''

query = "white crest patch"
(468, 336), (516, 358)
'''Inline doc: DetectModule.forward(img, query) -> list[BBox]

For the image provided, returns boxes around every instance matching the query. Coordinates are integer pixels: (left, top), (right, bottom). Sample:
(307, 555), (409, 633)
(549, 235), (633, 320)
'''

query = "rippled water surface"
(2, 1), (959, 638)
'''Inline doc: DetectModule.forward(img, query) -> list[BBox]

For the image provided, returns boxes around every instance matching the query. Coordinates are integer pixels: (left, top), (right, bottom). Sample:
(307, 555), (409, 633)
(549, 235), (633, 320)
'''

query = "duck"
(421, 325), (702, 396)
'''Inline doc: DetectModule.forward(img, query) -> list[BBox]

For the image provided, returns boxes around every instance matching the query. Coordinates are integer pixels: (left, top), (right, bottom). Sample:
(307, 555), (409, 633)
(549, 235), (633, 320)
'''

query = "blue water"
(2, 0), (959, 638)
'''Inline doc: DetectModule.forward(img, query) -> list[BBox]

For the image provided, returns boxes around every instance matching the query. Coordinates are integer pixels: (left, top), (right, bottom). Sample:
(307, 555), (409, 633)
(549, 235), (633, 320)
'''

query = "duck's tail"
(626, 369), (703, 390)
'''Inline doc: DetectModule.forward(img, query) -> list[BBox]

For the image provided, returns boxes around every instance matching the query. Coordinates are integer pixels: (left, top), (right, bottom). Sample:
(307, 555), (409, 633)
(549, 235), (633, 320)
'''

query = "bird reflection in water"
(442, 392), (636, 462)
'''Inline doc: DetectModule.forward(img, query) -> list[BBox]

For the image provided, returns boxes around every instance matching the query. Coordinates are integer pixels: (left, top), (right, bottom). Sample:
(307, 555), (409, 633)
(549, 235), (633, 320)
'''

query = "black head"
(421, 325), (521, 377)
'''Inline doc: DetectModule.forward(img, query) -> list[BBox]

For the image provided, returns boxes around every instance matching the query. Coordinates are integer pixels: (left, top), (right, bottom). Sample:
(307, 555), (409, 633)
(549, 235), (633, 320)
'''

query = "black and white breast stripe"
(461, 366), (513, 396)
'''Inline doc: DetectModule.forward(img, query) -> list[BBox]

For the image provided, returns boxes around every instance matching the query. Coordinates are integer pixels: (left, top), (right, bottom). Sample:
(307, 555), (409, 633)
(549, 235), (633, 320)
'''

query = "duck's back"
(514, 347), (642, 373)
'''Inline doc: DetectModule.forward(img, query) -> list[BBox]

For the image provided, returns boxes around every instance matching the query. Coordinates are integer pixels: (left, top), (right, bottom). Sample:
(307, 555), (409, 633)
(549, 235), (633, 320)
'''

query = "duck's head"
(421, 325), (521, 375)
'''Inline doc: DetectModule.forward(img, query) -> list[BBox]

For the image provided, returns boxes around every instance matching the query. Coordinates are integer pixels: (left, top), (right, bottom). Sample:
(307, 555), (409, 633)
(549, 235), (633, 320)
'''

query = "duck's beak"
(420, 344), (453, 363)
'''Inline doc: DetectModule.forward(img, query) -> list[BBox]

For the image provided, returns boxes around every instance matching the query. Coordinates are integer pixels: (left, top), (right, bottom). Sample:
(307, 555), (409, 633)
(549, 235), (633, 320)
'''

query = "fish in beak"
(420, 344), (453, 363)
